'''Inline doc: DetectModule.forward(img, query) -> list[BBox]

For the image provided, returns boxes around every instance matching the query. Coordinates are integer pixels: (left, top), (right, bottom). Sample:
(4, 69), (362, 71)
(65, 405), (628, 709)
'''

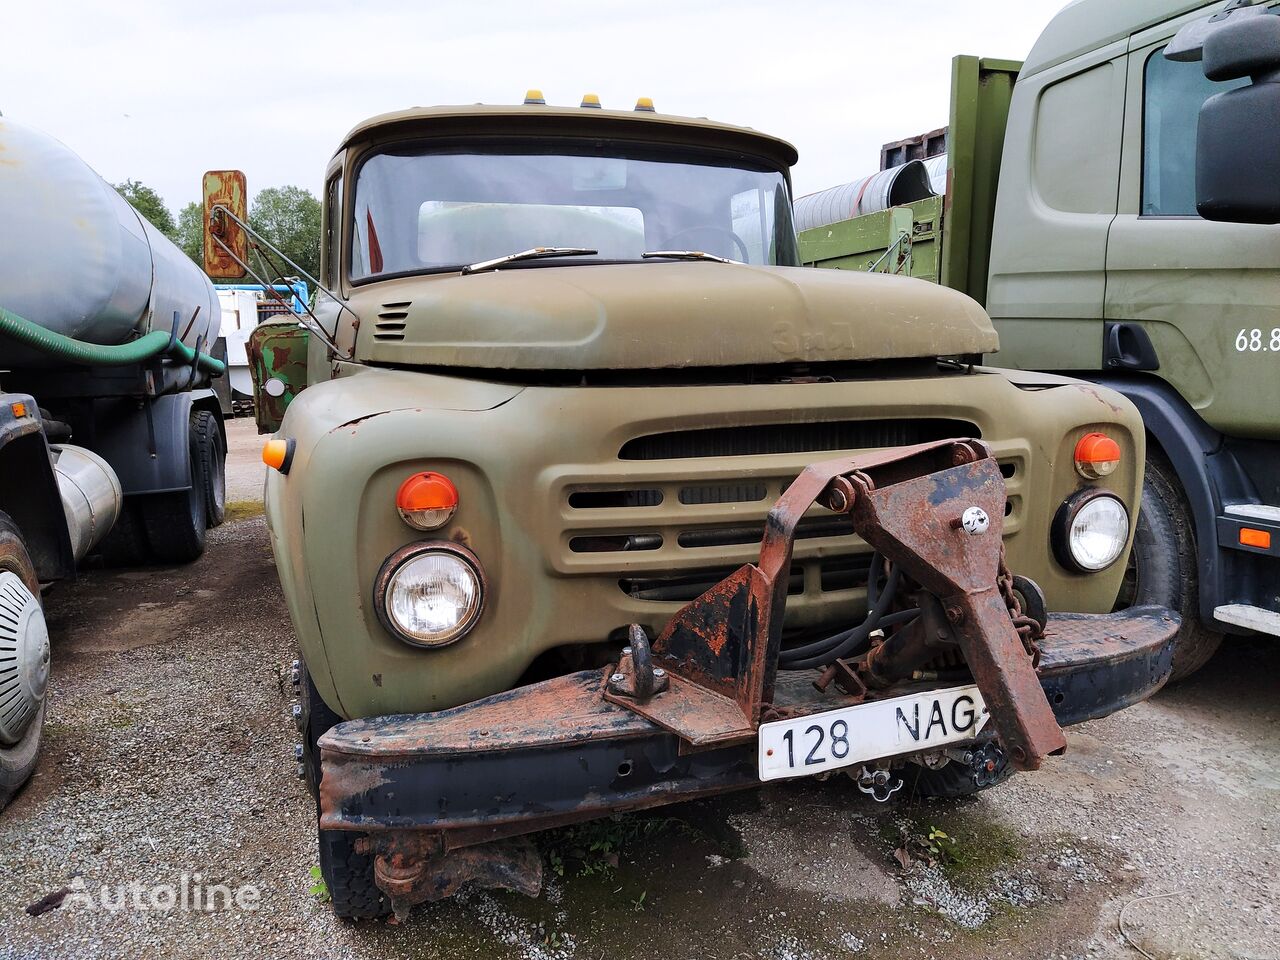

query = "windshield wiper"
(461, 246), (598, 275)
(641, 250), (738, 264)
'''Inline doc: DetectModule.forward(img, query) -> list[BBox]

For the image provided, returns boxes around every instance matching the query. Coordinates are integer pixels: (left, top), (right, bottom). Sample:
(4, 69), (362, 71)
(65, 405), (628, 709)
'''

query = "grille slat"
(620, 418), (980, 460)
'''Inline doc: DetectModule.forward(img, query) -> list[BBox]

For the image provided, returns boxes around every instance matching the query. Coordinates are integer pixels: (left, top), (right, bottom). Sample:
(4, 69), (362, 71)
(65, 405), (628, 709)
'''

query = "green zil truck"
(797, 0), (1280, 681)
(210, 92), (1182, 919)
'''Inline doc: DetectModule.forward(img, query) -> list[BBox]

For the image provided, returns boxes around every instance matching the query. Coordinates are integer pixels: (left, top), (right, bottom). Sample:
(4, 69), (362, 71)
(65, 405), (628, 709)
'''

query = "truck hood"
(351, 262), (998, 370)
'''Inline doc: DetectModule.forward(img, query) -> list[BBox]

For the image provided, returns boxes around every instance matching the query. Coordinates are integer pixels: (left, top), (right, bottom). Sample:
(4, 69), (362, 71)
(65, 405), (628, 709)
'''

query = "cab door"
(1104, 4), (1280, 439)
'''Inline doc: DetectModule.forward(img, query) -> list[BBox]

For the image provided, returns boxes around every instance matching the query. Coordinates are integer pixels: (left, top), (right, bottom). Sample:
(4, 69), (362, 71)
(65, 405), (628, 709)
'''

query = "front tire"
(297, 662), (388, 920)
(192, 410), (226, 528)
(1123, 452), (1223, 682)
(0, 512), (49, 810)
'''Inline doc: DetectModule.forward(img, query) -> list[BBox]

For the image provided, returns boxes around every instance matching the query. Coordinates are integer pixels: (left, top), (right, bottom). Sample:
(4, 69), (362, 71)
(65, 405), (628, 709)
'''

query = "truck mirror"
(202, 170), (249, 278)
(1195, 14), (1280, 224)
(1165, 0), (1270, 61)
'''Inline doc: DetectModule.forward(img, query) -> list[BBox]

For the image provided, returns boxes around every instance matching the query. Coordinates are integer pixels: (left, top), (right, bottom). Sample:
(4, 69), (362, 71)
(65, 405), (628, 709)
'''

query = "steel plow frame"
(603, 437), (1066, 769)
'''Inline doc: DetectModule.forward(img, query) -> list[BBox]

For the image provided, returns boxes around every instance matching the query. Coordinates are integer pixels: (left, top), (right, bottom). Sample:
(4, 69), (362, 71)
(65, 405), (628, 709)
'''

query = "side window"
(324, 175), (342, 285)
(1142, 47), (1246, 216)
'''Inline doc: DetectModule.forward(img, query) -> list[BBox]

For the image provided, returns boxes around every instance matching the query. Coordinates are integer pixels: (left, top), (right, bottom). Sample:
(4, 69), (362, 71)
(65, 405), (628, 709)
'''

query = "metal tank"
(793, 159), (937, 233)
(0, 116), (219, 366)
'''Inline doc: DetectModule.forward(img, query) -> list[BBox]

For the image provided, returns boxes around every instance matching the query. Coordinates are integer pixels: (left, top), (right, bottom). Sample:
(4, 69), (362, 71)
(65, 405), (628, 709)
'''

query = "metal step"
(1224, 503), (1280, 523)
(1213, 604), (1280, 637)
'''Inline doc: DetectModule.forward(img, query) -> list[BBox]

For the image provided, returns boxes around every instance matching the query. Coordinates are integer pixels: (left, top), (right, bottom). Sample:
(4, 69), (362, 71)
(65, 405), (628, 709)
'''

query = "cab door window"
(1142, 47), (1245, 216)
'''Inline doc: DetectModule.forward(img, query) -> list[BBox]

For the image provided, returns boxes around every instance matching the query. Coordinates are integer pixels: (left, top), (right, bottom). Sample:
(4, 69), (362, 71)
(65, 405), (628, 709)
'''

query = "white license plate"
(758, 684), (990, 782)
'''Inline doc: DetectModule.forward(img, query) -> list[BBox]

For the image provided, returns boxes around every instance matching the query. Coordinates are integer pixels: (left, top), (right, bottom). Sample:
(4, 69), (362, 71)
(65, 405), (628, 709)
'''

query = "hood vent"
(374, 301), (411, 341)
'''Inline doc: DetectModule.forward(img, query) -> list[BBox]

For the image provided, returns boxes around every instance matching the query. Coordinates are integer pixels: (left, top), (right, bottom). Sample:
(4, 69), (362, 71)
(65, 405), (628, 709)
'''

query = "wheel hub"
(0, 571), (50, 745)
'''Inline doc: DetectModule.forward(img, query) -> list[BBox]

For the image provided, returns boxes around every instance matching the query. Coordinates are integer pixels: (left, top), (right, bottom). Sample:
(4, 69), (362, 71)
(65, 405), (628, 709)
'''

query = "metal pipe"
(51, 445), (122, 563)
(793, 159), (936, 233)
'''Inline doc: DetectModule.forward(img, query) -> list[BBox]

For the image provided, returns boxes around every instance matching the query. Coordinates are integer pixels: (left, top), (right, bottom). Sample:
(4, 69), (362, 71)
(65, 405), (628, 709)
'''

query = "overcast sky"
(3, 0), (1067, 212)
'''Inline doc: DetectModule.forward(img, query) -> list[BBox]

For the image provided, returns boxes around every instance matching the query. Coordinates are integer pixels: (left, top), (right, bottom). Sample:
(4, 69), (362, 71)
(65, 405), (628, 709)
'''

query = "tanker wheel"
(0, 512), (51, 810)
(297, 661), (388, 920)
(140, 412), (209, 564)
(192, 410), (226, 528)
(1118, 451), (1223, 682)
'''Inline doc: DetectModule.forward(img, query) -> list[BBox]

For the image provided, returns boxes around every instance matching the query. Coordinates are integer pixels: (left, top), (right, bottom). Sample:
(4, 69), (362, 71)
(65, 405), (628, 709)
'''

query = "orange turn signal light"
(396, 472), (459, 531)
(1074, 432), (1122, 479)
(1240, 528), (1272, 550)
(263, 438), (295, 474)
(10, 402), (27, 418)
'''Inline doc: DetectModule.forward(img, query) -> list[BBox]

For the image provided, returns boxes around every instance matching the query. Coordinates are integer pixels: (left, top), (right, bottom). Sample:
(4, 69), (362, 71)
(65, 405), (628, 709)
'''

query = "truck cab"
(233, 95), (1179, 920)
(991, 0), (1280, 675)
(797, 0), (1280, 680)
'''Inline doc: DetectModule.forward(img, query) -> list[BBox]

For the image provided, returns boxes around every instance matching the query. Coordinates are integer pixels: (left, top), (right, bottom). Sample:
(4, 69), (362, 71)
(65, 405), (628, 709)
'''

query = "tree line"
(114, 180), (322, 282)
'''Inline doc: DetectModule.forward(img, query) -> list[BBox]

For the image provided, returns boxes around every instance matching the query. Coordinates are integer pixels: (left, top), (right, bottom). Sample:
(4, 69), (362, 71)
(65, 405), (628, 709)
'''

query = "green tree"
(250, 186), (322, 281)
(175, 201), (204, 266)
(113, 179), (176, 238)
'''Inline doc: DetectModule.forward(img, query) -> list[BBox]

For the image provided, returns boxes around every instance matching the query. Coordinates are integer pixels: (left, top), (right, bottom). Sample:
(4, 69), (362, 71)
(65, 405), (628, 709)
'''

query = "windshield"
(350, 141), (799, 280)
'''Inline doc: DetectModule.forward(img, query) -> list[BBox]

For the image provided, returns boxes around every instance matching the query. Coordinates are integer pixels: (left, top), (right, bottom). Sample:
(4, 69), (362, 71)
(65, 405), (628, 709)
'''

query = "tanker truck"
(0, 114), (227, 806)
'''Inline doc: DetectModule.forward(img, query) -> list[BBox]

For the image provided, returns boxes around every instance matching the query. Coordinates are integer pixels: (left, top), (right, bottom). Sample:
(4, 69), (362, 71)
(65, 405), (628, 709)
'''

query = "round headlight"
(376, 544), (485, 647)
(1053, 491), (1130, 573)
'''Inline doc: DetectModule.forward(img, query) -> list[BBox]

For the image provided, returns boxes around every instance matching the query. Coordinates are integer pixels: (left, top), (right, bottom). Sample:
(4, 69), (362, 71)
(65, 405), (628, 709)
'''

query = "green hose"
(0, 305), (225, 375)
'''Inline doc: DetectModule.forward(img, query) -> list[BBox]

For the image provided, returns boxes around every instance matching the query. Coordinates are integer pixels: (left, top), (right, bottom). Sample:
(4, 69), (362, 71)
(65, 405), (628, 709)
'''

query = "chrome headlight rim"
(1052, 488), (1130, 574)
(373, 541), (487, 649)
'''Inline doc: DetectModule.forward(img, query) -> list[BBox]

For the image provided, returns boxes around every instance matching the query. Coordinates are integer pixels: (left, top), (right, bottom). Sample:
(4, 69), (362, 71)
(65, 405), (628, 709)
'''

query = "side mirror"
(202, 170), (249, 278)
(1194, 15), (1280, 224)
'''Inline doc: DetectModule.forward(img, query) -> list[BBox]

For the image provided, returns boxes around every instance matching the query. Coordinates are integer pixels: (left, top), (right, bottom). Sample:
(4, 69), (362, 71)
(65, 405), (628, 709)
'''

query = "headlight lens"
(1054, 491), (1130, 572)
(378, 546), (484, 647)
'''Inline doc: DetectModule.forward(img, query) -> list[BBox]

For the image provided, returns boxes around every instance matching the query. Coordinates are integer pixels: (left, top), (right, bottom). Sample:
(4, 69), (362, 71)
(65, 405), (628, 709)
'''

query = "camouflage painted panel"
(247, 320), (310, 434)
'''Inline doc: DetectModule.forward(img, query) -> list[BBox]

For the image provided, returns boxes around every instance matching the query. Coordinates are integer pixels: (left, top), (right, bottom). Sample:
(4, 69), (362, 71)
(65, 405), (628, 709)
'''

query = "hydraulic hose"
(0, 305), (225, 375)
(779, 555), (920, 671)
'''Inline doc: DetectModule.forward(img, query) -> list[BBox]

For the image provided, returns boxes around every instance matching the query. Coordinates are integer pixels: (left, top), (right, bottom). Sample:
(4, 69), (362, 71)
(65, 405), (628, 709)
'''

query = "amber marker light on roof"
(580, 93), (602, 108)
(1073, 432), (1122, 480)
(396, 472), (459, 531)
(523, 89), (546, 105)
(634, 97), (656, 112)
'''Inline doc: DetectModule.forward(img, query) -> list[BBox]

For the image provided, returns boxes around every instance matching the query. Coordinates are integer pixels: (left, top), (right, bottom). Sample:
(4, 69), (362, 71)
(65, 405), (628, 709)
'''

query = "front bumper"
(318, 604), (1177, 840)
(319, 436), (1176, 841)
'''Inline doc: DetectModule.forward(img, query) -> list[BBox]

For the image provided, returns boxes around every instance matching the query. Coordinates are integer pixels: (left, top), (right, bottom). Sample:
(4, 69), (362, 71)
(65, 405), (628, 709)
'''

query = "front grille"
(558, 415), (1016, 631)
(619, 418), (980, 460)
(619, 553), (875, 604)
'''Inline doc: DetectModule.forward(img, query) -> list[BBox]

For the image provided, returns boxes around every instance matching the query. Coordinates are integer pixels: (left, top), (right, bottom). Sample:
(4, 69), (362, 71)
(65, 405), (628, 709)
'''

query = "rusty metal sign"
(202, 170), (248, 279)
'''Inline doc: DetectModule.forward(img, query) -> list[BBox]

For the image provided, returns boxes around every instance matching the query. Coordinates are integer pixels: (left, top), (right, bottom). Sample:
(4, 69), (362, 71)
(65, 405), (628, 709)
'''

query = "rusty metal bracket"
(358, 833), (542, 919)
(605, 624), (671, 702)
(601, 438), (1066, 769)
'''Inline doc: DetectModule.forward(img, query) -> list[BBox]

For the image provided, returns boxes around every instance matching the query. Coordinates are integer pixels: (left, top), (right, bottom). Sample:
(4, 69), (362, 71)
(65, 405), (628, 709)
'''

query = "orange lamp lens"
(10, 402), (27, 418)
(1074, 432), (1122, 479)
(1240, 528), (1272, 550)
(396, 472), (459, 530)
(263, 438), (293, 473)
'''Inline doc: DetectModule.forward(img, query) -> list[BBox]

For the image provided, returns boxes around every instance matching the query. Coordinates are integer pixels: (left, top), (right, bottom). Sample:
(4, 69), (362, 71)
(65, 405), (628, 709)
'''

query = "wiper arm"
(461, 246), (598, 275)
(641, 250), (738, 264)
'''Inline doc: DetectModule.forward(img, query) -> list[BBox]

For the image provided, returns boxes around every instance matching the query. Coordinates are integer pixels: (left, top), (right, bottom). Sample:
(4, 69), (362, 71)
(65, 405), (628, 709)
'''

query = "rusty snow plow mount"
(318, 439), (1179, 913)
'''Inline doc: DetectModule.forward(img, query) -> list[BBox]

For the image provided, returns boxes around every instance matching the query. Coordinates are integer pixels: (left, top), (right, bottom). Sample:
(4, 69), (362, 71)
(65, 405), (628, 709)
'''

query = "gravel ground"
(0, 417), (1276, 959)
